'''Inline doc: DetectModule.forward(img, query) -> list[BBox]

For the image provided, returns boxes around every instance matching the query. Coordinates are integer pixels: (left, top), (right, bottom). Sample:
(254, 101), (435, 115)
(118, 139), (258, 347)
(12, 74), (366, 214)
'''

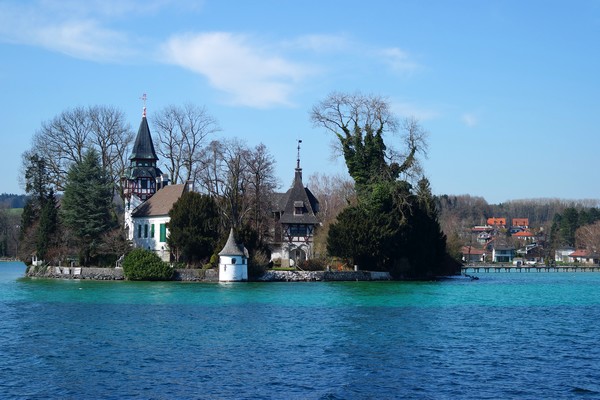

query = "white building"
(122, 107), (186, 261)
(219, 229), (248, 282)
(130, 184), (187, 261)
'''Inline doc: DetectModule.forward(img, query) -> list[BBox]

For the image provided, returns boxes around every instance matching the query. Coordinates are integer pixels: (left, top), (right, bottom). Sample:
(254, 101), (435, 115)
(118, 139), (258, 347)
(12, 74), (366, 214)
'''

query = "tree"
(310, 91), (427, 195)
(312, 91), (452, 278)
(152, 103), (220, 184)
(19, 154), (59, 261)
(575, 221), (600, 252)
(167, 192), (220, 266)
(61, 149), (115, 265)
(22, 105), (133, 195)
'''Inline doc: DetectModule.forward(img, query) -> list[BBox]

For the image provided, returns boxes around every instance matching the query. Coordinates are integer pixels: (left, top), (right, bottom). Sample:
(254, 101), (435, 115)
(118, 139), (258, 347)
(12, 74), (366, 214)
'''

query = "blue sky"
(0, 0), (598, 204)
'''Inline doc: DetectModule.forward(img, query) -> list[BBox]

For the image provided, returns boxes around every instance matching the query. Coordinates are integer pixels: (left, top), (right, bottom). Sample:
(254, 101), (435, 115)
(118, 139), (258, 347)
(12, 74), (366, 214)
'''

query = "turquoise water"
(2, 262), (600, 399)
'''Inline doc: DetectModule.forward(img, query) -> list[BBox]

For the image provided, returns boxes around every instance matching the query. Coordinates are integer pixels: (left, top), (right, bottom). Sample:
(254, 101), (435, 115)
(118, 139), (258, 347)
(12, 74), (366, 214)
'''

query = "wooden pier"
(462, 265), (600, 273)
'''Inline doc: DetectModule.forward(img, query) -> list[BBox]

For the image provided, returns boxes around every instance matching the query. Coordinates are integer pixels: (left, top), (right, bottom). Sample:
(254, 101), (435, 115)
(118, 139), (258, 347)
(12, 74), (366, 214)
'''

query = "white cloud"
(162, 32), (315, 108)
(379, 47), (420, 74)
(461, 113), (478, 127)
(0, 1), (136, 62)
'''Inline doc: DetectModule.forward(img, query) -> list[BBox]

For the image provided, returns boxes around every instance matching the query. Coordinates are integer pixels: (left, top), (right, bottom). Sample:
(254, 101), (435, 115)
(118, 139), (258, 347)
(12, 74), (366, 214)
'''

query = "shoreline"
(24, 264), (392, 282)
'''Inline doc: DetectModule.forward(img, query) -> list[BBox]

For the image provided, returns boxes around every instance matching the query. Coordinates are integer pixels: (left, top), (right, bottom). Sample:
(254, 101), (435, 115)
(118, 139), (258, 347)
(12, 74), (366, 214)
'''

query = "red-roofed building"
(568, 249), (600, 265)
(487, 217), (506, 226)
(461, 246), (487, 263)
(512, 230), (536, 241)
(512, 218), (529, 228)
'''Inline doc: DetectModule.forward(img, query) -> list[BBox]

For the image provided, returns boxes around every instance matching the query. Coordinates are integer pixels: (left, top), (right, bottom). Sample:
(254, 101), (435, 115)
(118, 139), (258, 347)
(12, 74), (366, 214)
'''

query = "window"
(140, 179), (148, 189)
(150, 224), (155, 238)
(294, 201), (304, 215)
(137, 224), (142, 238)
(144, 224), (148, 238)
(289, 225), (307, 236)
(160, 224), (167, 242)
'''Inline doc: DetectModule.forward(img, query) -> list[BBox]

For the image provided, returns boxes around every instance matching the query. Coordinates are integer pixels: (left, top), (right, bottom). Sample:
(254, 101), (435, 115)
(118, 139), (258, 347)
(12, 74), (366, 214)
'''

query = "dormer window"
(294, 201), (304, 215)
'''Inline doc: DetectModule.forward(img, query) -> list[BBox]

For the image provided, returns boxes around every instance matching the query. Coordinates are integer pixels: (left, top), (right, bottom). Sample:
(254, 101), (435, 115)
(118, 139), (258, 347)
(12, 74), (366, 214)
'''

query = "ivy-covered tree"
(61, 149), (115, 265)
(167, 192), (220, 266)
(312, 92), (455, 278)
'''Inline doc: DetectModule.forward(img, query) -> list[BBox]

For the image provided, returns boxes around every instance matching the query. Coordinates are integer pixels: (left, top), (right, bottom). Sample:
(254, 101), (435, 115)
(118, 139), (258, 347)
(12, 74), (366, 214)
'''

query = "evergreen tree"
(61, 149), (114, 265)
(167, 192), (220, 266)
(19, 154), (58, 261)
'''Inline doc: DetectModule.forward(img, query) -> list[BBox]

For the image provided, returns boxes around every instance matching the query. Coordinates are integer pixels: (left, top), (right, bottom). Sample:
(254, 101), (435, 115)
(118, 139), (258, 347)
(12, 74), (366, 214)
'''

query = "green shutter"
(160, 224), (166, 242)
(150, 224), (155, 238)
(137, 224), (142, 238)
(144, 224), (148, 238)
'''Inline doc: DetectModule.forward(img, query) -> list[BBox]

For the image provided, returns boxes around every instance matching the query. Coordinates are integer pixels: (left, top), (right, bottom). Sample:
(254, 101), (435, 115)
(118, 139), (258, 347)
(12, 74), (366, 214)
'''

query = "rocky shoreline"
(25, 265), (391, 282)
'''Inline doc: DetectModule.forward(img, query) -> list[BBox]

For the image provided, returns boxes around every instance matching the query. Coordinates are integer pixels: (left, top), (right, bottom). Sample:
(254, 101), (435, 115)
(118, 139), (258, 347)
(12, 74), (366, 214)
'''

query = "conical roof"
(279, 168), (319, 224)
(130, 116), (158, 161)
(218, 228), (245, 256)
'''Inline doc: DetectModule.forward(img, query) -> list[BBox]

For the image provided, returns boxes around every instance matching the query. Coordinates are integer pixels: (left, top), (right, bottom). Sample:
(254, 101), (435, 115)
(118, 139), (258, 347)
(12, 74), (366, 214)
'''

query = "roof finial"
(296, 139), (302, 170)
(140, 93), (147, 117)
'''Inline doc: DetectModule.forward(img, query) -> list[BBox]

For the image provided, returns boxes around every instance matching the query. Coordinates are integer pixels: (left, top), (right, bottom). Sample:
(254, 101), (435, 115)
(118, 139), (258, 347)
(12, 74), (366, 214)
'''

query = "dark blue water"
(2, 262), (600, 399)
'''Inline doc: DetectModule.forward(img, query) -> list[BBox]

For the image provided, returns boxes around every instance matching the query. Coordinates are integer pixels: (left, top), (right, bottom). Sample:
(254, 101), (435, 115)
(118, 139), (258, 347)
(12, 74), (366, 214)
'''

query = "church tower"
(123, 97), (164, 239)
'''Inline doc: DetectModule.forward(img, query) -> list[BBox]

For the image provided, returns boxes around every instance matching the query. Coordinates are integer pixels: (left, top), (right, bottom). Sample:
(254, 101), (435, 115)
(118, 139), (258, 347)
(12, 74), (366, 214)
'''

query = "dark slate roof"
(126, 165), (162, 180)
(279, 169), (319, 225)
(131, 184), (186, 217)
(130, 116), (158, 161)
(218, 228), (245, 256)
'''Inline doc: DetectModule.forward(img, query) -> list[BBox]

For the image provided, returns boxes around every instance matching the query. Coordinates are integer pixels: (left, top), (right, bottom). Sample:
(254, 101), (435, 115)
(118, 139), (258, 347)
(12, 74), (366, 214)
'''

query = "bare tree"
(576, 221), (600, 252)
(22, 105), (133, 193)
(88, 105), (133, 198)
(245, 143), (278, 241)
(152, 104), (220, 184)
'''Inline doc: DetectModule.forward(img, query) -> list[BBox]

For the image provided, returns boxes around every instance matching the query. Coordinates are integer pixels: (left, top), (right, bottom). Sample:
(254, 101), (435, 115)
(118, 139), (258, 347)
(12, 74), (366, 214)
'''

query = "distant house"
(512, 230), (536, 242)
(555, 247), (575, 263)
(492, 245), (515, 263)
(517, 244), (544, 264)
(512, 218), (529, 228)
(461, 246), (486, 263)
(487, 217), (506, 227)
(568, 249), (600, 265)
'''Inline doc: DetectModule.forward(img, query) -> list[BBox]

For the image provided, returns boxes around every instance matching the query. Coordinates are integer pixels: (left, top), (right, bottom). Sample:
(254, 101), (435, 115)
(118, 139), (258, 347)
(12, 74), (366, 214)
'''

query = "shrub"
(299, 258), (328, 271)
(122, 248), (173, 281)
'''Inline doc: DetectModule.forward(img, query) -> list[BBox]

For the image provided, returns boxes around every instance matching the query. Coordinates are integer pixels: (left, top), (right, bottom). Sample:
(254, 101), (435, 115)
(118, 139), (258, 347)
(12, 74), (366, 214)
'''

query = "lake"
(1, 261), (600, 399)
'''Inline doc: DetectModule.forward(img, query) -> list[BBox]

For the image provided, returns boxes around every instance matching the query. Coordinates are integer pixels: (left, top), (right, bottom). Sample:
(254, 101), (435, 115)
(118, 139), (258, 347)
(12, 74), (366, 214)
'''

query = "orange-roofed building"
(487, 217), (506, 226)
(512, 218), (529, 228)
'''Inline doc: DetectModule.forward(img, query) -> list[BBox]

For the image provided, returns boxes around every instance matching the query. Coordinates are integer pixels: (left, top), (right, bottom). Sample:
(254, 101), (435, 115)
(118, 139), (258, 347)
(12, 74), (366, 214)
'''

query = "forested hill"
(437, 195), (600, 231)
(0, 193), (27, 209)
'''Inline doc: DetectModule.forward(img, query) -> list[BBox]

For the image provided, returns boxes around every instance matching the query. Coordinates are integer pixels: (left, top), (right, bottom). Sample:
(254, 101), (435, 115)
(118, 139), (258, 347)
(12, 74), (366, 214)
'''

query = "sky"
(0, 0), (599, 204)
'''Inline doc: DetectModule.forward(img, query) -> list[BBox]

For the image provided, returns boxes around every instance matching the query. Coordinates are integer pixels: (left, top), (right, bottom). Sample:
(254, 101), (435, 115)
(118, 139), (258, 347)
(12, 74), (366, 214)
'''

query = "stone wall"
(172, 268), (219, 282)
(26, 265), (390, 282)
(26, 265), (124, 280)
(256, 270), (391, 282)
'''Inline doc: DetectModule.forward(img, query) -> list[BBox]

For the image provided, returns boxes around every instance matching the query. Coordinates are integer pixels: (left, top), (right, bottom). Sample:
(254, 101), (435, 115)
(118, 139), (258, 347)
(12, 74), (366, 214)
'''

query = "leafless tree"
(152, 104), (220, 184)
(88, 106), (133, 198)
(196, 140), (277, 234)
(22, 105), (133, 194)
(244, 143), (278, 241)
(576, 221), (600, 252)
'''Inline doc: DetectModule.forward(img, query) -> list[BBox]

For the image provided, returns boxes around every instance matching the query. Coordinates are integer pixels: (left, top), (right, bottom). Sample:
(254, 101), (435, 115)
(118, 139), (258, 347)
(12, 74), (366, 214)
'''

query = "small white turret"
(218, 228), (248, 282)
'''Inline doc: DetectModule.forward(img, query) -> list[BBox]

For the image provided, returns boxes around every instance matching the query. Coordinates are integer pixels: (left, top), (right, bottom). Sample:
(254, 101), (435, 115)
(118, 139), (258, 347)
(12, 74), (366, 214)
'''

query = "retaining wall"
(26, 265), (391, 282)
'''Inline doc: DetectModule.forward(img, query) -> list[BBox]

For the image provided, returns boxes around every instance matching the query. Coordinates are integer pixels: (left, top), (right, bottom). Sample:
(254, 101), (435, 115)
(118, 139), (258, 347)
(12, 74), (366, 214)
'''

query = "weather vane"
(296, 139), (302, 169)
(140, 93), (147, 117)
